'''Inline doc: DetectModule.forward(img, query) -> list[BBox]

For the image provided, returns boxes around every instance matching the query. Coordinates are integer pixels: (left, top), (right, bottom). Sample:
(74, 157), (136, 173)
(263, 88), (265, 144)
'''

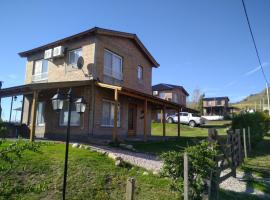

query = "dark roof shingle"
(152, 83), (189, 96)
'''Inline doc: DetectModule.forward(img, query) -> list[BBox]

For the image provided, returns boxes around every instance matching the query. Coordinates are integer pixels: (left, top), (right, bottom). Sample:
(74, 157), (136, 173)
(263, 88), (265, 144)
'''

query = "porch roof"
(0, 80), (92, 98)
(0, 80), (197, 113)
(95, 82), (197, 112)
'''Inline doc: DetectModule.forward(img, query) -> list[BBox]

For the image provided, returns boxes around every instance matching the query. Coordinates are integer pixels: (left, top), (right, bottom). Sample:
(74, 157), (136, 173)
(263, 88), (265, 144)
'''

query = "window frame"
(32, 59), (48, 82)
(36, 101), (45, 126)
(59, 100), (81, 127)
(103, 49), (123, 80)
(68, 48), (82, 68)
(137, 65), (143, 80)
(101, 99), (121, 128)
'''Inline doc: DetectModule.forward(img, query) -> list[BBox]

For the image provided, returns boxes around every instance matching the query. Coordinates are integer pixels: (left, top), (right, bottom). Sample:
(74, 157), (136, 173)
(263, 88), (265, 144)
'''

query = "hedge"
(231, 112), (270, 145)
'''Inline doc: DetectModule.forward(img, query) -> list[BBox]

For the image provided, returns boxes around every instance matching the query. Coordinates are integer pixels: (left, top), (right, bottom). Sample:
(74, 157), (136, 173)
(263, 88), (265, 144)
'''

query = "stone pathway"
(74, 143), (163, 172)
(219, 169), (270, 197)
(73, 143), (270, 197)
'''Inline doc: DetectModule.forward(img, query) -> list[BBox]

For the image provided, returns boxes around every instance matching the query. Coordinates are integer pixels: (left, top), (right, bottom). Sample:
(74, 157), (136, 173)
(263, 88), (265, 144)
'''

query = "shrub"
(161, 140), (218, 200)
(231, 112), (270, 145)
(0, 120), (7, 137)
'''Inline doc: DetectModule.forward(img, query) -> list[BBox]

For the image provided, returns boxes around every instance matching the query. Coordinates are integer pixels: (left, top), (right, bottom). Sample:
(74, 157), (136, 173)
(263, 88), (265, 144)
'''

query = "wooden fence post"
(243, 128), (247, 159)
(126, 177), (135, 200)
(184, 152), (189, 200)
(248, 126), (251, 151)
(235, 129), (242, 163)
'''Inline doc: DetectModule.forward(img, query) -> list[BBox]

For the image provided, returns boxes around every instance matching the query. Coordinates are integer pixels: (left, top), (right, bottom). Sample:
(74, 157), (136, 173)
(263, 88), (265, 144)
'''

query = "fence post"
(184, 152), (189, 200)
(248, 126), (251, 151)
(243, 128), (247, 159)
(235, 129), (242, 163)
(126, 177), (135, 200)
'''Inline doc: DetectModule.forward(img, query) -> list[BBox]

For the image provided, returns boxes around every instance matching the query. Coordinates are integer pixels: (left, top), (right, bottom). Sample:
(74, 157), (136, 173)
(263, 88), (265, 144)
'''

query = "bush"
(161, 141), (218, 200)
(0, 120), (7, 137)
(231, 112), (270, 145)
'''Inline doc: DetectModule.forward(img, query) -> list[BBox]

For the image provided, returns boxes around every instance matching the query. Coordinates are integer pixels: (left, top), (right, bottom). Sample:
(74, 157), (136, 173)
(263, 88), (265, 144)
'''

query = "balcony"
(32, 72), (48, 82)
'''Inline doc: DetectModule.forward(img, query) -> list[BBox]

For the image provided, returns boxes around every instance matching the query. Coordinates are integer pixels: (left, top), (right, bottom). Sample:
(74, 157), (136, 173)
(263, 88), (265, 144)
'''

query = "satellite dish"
(77, 56), (84, 69)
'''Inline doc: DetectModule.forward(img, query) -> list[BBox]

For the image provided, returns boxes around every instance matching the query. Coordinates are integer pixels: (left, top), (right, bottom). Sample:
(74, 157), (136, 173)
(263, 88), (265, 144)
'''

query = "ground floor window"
(59, 101), (81, 126)
(101, 100), (120, 127)
(37, 102), (45, 126)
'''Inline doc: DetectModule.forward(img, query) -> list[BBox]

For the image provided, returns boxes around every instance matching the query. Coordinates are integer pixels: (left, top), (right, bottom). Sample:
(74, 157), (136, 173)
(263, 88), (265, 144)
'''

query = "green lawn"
(129, 121), (229, 156)
(151, 121), (229, 137)
(0, 142), (178, 200)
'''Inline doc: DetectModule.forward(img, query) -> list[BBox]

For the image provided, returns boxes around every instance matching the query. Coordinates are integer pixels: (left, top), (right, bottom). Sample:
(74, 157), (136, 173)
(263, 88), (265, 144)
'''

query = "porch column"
(113, 89), (118, 142)
(177, 106), (180, 137)
(30, 91), (38, 142)
(162, 105), (166, 137)
(144, 99), (148, 141)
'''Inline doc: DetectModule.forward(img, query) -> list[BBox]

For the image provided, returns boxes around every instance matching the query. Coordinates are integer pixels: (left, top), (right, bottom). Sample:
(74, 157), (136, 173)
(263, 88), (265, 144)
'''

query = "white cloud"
(224, 62), (269, 88)
(243, 62), (269, 77)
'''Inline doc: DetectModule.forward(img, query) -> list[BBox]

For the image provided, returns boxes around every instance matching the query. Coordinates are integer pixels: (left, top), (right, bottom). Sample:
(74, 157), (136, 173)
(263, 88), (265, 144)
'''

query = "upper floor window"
(172, 93), (178, 103)
(68, 48), (82, 68)
(137, 66), (143, 80)
(159, 92), (166, 99)
(104, 49), (123, 80)
(216, 100), (222, 105)
(32, 59), (48, 82)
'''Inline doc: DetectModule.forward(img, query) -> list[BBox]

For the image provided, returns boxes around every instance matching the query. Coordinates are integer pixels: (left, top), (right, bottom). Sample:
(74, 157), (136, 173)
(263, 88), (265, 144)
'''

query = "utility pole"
(0, 81), (2, 120)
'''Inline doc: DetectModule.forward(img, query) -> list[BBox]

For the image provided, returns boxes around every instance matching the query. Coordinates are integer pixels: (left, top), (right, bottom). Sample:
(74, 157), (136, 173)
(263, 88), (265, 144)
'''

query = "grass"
(0, 142), (178, 200)
(239, 134), (270, 194)
(151, 121), (230, 137)
(129, 121), (230, 156)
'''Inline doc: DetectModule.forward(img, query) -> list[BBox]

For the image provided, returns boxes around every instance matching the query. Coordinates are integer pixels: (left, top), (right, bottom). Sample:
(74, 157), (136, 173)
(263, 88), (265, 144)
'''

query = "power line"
(241, 0), (269, 85)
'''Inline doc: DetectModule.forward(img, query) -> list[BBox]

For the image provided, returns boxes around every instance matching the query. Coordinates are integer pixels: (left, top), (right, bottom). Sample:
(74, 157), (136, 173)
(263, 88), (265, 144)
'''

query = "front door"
(128, 104), (137, 136)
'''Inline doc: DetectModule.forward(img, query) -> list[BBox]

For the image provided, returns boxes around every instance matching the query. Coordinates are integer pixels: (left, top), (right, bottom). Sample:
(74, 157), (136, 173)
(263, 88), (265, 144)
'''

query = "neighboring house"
(203, 97), (230, 117)
(0, 27), (185, 141)
(152, 83), (189, 121)
(152, 83), (189, 105)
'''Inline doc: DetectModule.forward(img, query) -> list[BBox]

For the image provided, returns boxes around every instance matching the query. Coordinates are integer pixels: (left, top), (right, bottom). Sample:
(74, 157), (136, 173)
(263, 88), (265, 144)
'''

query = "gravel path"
(85, 144), (163, 172)
(220, 169), (270, 197)
(74, 143), (270, 197)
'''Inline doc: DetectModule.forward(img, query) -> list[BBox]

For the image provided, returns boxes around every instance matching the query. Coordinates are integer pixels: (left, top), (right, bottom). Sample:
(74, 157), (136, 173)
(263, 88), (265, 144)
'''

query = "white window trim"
(104, 49), (123, 80)
(101, 99), (121, 128)
(32, 60), (48, 82)
(137, 65), (143, 80)
(68, 48), (82, 68)
(59, 101), (81, 127)
(36, 102), (45, 126)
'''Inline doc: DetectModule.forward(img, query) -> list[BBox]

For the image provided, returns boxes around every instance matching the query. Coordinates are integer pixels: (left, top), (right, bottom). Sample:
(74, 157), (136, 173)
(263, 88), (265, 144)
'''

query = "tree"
(197, 94), (205, 115)
(188, 88), (202, 110)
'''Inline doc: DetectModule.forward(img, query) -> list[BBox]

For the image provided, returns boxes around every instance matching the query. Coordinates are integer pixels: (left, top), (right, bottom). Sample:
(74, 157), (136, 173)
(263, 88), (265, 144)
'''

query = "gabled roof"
(152, 83), (189, 96)
(203, 97), (230, 101)
(18, 27), (159, 67)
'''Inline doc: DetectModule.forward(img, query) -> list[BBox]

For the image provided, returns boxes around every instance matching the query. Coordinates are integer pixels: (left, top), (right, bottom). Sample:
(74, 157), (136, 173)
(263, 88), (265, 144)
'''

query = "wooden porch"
(0, 80), (195, 142)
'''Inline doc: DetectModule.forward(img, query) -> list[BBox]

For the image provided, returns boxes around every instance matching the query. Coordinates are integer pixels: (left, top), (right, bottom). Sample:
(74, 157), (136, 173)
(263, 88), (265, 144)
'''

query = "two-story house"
(203, 96), (229, 116)
(0, 27), (184, 141)
(152, 83), (189, 105)
(152, 83), (189, 121)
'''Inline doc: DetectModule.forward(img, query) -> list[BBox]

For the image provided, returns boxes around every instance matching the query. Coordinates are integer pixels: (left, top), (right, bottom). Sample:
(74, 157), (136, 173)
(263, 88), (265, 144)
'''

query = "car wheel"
(189, 120), (196, 127)
(167, 118), (174, 123)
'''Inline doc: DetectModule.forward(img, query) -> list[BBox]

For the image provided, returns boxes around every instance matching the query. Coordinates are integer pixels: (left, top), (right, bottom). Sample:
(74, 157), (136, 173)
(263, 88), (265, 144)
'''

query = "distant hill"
(233, 88), (269, 110)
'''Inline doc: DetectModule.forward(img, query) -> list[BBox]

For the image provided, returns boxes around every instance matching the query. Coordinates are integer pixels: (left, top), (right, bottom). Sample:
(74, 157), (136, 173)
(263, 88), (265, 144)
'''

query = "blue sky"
(0, 0), (270, 120)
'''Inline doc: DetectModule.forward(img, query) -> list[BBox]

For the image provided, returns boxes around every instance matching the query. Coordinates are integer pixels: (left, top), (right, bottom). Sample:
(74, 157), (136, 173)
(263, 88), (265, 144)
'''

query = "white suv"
(166, 112), (205, 127)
